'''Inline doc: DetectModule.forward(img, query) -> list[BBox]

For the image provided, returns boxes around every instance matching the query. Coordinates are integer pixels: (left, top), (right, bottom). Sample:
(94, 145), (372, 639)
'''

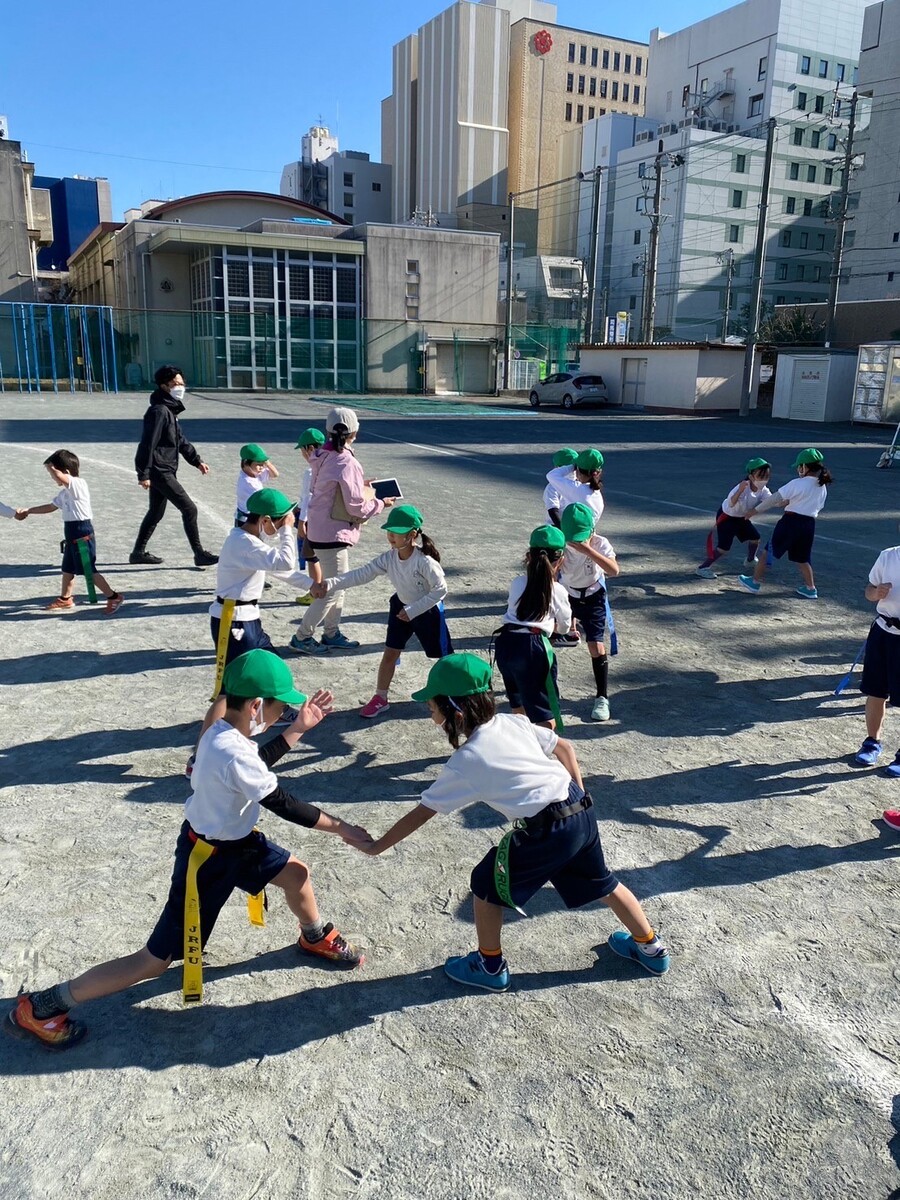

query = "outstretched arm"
(22, 503), (57, 516)
(357, 803), (438, 855)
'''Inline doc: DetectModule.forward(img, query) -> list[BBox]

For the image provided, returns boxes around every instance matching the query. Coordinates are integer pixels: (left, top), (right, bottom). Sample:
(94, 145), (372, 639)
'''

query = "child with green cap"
(7, 649), (369, 1050)
(312, 503), (453, 719)
(354, 651), (669, 992)
(696, 457), (772, 579)
(542, 449), (578, 522)
(559, 502), (619, 722)
(739, 449), (832, 599)
(235, 443), (279, 525)
(294, 427), (326, 605)
(494, 526), (572, 728)
(544, 449), (605, 529)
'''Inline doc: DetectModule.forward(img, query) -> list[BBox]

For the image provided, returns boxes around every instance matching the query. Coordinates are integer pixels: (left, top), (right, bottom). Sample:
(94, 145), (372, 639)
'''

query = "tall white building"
(281, 125), (392, 225)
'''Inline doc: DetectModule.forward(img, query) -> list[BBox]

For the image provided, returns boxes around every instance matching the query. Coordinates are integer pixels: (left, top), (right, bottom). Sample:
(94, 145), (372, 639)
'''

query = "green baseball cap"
(553, 448), (579, 468)
(530, 524), (567, 551)
(794, 448), (824, 467)
(382, 504), (423, 533)
(576, 448), (604, 472)
(222, 649), (307, 704)
(246, 487), (295, 519)
(240, 443), (269, 464)
(411, 652), (492, 703)
(295, 427), (326, 449)
(560, 502), (595, 543)
(745, 457), (770, 473)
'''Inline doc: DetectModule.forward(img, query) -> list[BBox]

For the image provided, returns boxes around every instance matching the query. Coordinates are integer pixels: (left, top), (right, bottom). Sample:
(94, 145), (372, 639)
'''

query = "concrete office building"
(600, 0), (870, 340)
(31, 175), (112, 273)
(841, 0), (900, 302)
(0, 136), (54, 302)
(281, 125), (392, 226)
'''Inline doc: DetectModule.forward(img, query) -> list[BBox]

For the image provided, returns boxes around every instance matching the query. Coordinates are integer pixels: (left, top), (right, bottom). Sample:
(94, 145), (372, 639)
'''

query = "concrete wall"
(580, 345), (750, 410)
(0, 139), (38, 301)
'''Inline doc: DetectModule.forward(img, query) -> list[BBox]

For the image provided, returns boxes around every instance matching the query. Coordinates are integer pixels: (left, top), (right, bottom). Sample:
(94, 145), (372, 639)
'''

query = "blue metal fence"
(0, 302), (119, 394)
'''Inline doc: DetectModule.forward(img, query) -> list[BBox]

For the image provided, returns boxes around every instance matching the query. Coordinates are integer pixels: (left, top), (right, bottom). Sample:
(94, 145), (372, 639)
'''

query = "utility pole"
(739, 116), (777, 417)
(503, 191), (516, 390)
(642, 142), (664, 342)
(717, 248), (736, 340)
(583, 166), (603, 344)
(824, 88), (859, 347)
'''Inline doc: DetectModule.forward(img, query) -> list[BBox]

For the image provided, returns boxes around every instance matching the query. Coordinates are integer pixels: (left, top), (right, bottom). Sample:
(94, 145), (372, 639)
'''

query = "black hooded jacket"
(135, 390), (203, 481)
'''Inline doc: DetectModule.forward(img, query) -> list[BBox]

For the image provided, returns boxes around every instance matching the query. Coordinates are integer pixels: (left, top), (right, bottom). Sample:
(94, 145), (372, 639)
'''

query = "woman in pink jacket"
(290, 408), (393, 655)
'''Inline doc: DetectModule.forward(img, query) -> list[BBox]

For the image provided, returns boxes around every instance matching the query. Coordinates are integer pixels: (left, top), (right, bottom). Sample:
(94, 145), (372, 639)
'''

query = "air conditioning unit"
(696, 119), (711, 131)
(726, 124), (739, 133)
(712, 121), (727, 132)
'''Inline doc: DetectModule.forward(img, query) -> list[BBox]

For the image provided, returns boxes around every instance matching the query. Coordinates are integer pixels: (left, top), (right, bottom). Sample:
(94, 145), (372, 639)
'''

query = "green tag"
(494, 829), (527, 916)
(76, 537), (97, 604)
(540, 634), (564, 730)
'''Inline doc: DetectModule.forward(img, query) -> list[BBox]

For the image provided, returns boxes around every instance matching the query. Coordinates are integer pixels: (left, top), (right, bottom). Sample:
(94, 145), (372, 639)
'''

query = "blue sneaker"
(738, 575), (761, 594)
(884, 751), (900, 778)
(854, 737), (882, 766)
(608, 931), (670, 975)
(289, 634), (329, 657)
(444, 951), (510, 992)
(795, 585), (818, 600)
(322, 629), (360, 649)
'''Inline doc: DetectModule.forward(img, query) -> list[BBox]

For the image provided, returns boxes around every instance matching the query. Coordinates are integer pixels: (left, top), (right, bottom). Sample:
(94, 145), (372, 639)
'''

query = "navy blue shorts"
(210, 615), (275, 669)
(860, 620), (900, 705)
(715, 509), (760, 551)
(61, 520), (96, 576)
(494, 627), (559, 724)
(569, 588), (607, 643)
(769, 512), (816, 564)
(470, 783), (619, 911)
(146, 821), (291, 961)
(385, 593), (453, 658)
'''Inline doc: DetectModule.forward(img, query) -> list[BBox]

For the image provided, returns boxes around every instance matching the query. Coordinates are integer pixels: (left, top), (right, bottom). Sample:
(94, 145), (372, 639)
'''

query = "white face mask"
(249, 700), (268, 737)
(168, 385), (186, 402)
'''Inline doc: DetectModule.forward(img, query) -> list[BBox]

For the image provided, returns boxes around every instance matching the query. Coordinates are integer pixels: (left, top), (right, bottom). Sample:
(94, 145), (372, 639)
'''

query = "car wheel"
(529, 392), (540, 407)
(562, 394), (575, 410)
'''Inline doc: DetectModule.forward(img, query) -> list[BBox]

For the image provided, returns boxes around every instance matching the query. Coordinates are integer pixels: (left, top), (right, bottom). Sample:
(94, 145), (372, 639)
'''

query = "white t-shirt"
(210, 525), (309, 620)
(420, 713), (572, 819)
(722, 481), (772, 518)
(869, 546), (900, 636)
(776, 475), (827, 518)
(544, 466), (605, 525)
(502, 574), (572, 635)
(326, 546), (448, 620)
(560, 534), (616, 597)
(52, 477), (92, 522)
(236, 467), (271, 516)
(297, 465), (313, 521)
(184, 719), (278, 840)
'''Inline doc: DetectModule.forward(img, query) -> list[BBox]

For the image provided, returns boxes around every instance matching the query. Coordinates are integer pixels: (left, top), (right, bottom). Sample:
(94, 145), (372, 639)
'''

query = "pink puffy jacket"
(305, 444), (385, 546)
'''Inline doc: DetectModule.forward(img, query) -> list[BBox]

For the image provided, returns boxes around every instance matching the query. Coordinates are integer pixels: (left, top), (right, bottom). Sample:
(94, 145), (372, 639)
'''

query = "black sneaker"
(193, 550), (219, 568)
(129, 551), (163, 565)
(550, 632), (580, 648)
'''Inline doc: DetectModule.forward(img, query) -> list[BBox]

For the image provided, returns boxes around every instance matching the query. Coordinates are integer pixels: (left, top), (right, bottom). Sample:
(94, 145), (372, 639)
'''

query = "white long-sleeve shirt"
(502, 574), (572, 635)
(209, 525), (309, 620)
(544, 466), (605, 525)
(326, 547), (448, 621)
(297, 465), (313, 521)
(560, 534), (616, 597)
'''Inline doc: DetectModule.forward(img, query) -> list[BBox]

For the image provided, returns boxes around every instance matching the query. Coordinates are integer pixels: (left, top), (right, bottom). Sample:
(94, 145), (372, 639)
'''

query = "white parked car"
(529, 372), (612, 410)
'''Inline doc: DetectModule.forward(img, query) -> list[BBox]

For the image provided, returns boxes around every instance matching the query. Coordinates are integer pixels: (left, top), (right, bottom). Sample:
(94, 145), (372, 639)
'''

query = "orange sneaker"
(298, 923), (364, 967)
(6, 994), (87, 1051)
(104, 592), (124, 615)
(44, 597), (75, 612)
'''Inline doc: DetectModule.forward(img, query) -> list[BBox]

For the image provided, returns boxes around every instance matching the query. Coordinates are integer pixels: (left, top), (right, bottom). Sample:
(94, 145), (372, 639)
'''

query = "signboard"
(615, 312), (629, 345)
(605, 316), (617, 344)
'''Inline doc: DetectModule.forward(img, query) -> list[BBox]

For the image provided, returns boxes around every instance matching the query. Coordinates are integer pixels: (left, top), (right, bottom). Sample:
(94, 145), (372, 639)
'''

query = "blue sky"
(5, 0), (727, 215)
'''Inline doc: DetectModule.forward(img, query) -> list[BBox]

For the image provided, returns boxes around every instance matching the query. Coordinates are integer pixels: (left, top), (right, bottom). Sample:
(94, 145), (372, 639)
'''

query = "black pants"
(134, 471), (202, 553)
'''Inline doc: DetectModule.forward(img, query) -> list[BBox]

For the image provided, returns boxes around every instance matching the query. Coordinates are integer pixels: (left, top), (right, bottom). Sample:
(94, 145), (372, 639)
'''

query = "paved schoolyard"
(0, 388), (898, 1200)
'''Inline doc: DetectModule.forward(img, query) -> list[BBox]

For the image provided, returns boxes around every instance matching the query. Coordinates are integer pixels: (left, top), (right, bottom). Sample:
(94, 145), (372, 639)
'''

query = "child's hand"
(14, 509), (28, 521)
(339, 823), (375, 847)
(875, 583), (892, 600)
(290, 689), (334, 733)
(297, 519), (307, 537)
(310, 581), (328, 599)
(397, 609), (411, 623)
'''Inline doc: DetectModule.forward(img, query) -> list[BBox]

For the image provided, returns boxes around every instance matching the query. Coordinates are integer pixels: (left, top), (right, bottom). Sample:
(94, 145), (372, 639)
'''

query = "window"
(406, 305), (418, 320)
(343, 192), (354, 207)
(666, 89), (672, 111)
(591, 47), (598, 67)
(578, 75), (585, 93)
(623, 83), (630, 101)
(635, 56), (643, 75)
(580, 44), (587, 64)
(810, 130), (821, 148)
(781, 231), (792, 247)
(611, 82), (619, 100)
(793, 127), (804, 146)
(797, 91), (808, 110)
(748, 94), (763, 117)
(818, 199), (830, 217)
(836, 63), (845, 82)
(814, 94), (824, 113)
(889, 272), (895, 282)
(807, 165), (817, 183)
(795, 265), (805, 281)
(894, 231), (900, 243)
(816, 233), (826, 250)
(785, 196), (797, 214)
(600, 79), (608, 98)
(405, 282), (419, 298)
(629, 296), (637, 310)
(799, 232), (808, 248)
(776, 295), (786, 305)
(827, 133), (837, 151)
(812, 266), (822, 282)
(568, 42), (576, 62)
(632, 262), (640, 276)
(824, 167), (834, 185)
(845, 230), (856, 248)
(638, 162), (646, 178)
(406, 260), (419, 274)
(803, 198), (813, 216)
(566, 72), (574, 92)
(735, 153), (747, 173)
(728, 225), (741, 243)
(625, 54), (632, 72)
(776, 262), (788, 280)
(800, 55), (811, 74)
(589, 77), (596, 96)
(576, 104), (584, 123)
(588, 106), (595, 120)
(565, 102), (572, 121)
(634, 229), (642, 244)
(818, 59), (828, 77)
(634, 85), (640, 104)
(700, 78), (708, 93)
(732, 189), (743, 208)
(682, 84), (691, 107)
(636, 196), (643, 211)
(613, 51), (621, 70)
(597, 107), (606, 116)
(758, 56), (768, 80)
(372, 181), (382, 192)
(602, 49), (609, 69)
(789, 162), (800, 180)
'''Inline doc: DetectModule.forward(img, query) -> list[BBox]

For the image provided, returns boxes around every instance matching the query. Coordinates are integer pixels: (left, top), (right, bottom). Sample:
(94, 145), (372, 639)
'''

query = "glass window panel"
(313, 267), (333, 301)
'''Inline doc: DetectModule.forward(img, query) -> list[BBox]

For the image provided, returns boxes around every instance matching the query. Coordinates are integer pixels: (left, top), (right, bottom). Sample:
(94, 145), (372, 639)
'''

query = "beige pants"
(298, 546), (350, 639)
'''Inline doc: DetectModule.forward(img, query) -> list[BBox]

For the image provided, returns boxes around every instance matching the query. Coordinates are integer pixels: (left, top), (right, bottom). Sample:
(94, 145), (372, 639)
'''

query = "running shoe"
(884, 751), (900, 779)
(550, 632), (580, 648)
(193, 549), (219, 568)
(129, 551), (163, 565)
(185, 754), (195, 778)
(289, 635), (329, 656)
(298, 923), (364, 967)
(591, 696), (610, 722)
(737, 575), (761, 594)
(607, 931), (670, 975)
(295, 594), (314, 606)
(44, 597), (75, 611)
(854, 737), (882, 767)
(882, 809), (900, 831)
(695, 567), (717, 580)
(360, 694), (390, 719)
(322, 630), (360, 649)
(444, 951), (510, 992)
(6, 995), (87, 1051)
(795, 586), (818, 600)
(104, 592), (124, 616)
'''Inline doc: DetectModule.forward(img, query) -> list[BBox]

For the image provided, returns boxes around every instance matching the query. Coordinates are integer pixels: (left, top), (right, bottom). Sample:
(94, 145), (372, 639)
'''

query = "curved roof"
(143, 190), (349, 225)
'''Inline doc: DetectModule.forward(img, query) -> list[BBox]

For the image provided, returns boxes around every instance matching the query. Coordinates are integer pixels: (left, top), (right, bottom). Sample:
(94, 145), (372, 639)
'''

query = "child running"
(294, 427), (326, 606)
(544, 449), (605, 528)
(18, 450), (123, 614)
(235, 443), (279, 525)
(494, 526), (572, 728)
(542, 448), (578, 522)
(354, 652), (670, 992)
(738, 449), (831, 599)
(7, 649), (369, 1050)
(558, 502), (619, 723)
(313, 504), (453, 719)
(697, 457), (771, 579)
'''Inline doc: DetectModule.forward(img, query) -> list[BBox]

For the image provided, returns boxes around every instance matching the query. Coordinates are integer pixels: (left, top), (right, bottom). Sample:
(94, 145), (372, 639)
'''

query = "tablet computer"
(371, 478), (403, 500)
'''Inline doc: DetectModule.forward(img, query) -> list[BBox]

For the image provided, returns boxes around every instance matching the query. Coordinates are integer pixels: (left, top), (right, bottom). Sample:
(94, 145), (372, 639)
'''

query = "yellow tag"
(183, 838), (215, 1004)
(210, 598), (237, 702)
(247, 891), (266, 928)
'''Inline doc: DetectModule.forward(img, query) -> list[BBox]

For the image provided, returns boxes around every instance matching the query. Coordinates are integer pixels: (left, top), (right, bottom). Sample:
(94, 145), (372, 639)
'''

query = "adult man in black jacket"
(130, 365), (218, 567)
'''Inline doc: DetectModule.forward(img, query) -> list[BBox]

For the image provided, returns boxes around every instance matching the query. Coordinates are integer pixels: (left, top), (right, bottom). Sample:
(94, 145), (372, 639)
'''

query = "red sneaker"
(104, 592), (124, 615)
(882, 809), (900, 831)
(359, 694), (389, 719)
(6, 994), (87, 1051)
(298, 923), (364, 967)
(44, 597), (75, 612)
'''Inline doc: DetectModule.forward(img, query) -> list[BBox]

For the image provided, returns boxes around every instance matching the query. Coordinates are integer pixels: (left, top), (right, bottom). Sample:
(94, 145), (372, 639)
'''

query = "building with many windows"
(281, 125), (392, 226)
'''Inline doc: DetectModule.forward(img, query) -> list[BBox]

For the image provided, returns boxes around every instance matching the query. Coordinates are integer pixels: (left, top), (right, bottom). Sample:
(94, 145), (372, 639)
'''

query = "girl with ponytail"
(313, 504), (454, 719)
